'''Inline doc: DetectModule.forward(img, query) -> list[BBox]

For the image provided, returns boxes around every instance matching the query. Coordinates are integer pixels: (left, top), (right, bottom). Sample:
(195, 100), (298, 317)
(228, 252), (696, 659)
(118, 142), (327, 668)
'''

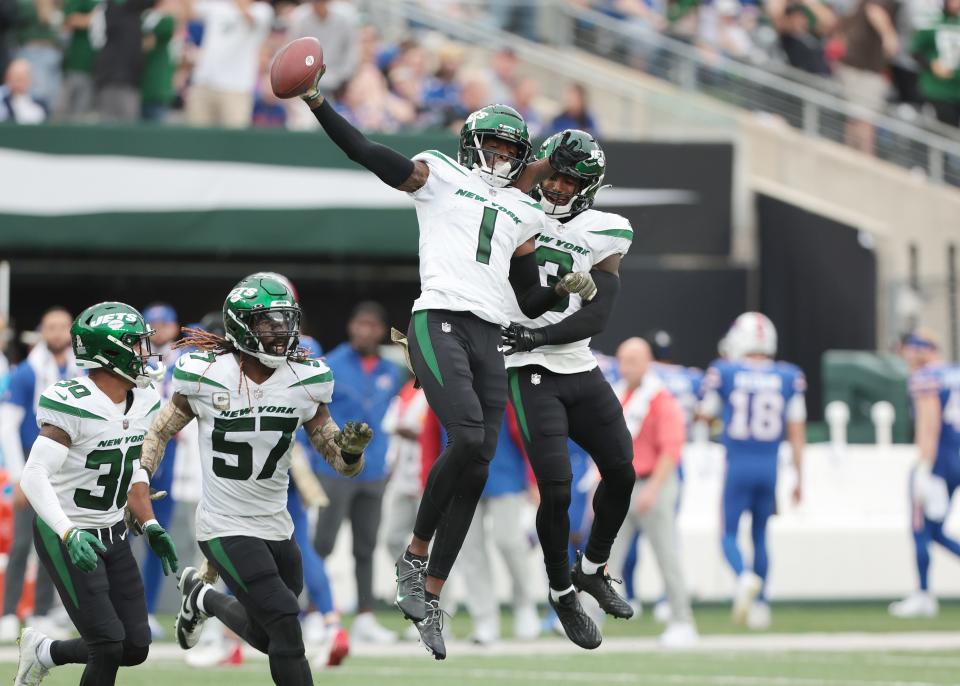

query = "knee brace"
(450, 424), (485, 457)
(538, 478), (573, 515)
(267, 614), (305, 659)
(120, 642), (149, 667)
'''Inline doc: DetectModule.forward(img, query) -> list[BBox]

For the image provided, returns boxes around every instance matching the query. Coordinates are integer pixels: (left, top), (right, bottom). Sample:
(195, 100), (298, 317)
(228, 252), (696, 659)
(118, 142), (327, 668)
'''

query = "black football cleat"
(395, 550), (428, 622)
(549, 590), (602, 650)
(571, 552), (634, 619)
(414, 597), (447, 660)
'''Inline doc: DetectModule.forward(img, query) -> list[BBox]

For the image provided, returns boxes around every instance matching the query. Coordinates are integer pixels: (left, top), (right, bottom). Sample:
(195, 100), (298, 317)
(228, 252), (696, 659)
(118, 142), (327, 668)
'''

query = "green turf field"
(3, 603), (959, 686)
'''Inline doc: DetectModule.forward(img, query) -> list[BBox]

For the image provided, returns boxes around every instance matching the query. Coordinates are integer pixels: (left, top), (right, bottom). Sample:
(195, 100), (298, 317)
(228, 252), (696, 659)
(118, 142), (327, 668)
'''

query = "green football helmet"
(223, 273), (301, 368)
(72, 302), (159, 388)
(536, 129), (606, 218)
(458, 104), (532, 188)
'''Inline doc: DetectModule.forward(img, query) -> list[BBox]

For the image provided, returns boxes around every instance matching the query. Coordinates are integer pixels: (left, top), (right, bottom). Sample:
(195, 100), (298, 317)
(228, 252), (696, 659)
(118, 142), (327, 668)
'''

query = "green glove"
(335, 421), (373, 461)
(300, 64), (327, 107)
(64, 529), (106, 573)
(144, 523), (179, 576)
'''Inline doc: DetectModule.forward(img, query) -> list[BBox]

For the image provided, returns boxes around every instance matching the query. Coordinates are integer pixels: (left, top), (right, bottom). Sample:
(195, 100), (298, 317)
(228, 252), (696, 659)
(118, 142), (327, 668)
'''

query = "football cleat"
(549, 590), (601, 650)
(327, 627), (350, 667)
(15, 627), (49, 686)
(731, 571), (763, 625)
(414, 597), (447, 660)
(175, 567), (209, 650)
(889, 591), (938, 618)
(570, 552), (634, 619)
(395, 550), (428, 622)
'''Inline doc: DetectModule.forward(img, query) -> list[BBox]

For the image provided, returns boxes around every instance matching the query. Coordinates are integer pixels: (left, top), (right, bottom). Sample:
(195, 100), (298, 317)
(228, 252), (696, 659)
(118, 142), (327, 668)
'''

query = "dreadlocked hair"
(173, 327), (235, 355)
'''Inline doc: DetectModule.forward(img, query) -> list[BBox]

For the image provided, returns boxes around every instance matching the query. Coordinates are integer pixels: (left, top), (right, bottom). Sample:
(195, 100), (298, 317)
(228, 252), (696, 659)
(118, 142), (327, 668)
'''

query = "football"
(270, 37), (325, 99)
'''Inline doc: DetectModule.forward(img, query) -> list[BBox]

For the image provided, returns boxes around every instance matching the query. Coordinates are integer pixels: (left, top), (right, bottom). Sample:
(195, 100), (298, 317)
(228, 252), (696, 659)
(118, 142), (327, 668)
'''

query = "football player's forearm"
(536, 270), (619, 345)
(310, 99), (415, 188)
(309, 417), (365, 477)
(509, 251), (563, 319)
(514, 158), (553, 194)
(787, 421), (805, 472)
(915, 394), (940, 463)
(21, 436), (73, 537)
(126, 482), (157, 530)
(140, 400), (193, 476)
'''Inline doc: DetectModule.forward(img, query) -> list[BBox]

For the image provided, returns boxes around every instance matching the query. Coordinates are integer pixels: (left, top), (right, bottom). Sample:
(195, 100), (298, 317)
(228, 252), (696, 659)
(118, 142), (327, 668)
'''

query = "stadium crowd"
(0, 0), (956, 130)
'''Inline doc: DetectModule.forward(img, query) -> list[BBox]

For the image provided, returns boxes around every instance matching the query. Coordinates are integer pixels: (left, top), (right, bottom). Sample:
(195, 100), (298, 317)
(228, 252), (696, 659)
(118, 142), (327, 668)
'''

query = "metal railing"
(373, 0), (960, 188)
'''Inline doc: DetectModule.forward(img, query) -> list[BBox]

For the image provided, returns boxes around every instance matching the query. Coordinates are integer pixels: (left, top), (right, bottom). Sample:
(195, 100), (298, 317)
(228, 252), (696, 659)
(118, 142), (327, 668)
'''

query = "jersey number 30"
(74, 446), (141, 512)
(728, 390), (784, 441)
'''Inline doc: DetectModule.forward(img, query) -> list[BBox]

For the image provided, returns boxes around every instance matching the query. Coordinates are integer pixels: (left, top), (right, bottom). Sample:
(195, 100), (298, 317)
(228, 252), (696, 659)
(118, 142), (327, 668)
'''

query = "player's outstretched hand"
(549, 130), (591, 171)
(300, 64), (327, 105)
(65, 529), (106, 573)
(557, 271), (598, 301)
(500, 323), (547, 356)
(145, 523), (179, 576)
(124, 488), (168, 536)
(335, 421), (373, 457)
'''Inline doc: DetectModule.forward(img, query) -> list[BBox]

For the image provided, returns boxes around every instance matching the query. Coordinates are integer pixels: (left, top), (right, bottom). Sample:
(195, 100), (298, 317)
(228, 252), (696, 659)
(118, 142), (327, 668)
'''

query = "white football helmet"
(724, 312), (777, 360)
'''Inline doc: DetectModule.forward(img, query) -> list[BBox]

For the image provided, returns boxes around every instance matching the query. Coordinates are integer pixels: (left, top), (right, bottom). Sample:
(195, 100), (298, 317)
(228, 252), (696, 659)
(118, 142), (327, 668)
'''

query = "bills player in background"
(889, 330), (960, 619)
(139, 303), (182, 640)
(699, 312), (806, 629)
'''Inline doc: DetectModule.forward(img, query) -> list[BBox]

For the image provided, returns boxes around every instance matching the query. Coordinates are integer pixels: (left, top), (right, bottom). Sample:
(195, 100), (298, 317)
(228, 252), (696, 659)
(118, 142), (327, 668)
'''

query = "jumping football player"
(889, 330), (960, 618)
(290, 61), (596, 659)
(14, 302), (178, 686)
(699, 312), (806, 629)
(499, 131), (637, 649)
(129, 274), (373, 686)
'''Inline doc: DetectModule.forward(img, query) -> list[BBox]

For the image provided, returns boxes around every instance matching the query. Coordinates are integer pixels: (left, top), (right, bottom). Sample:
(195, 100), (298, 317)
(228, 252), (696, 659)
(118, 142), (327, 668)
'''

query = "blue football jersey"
(655, 362), (704, 428)
(908, 362), (960, 474)
(701, 358), (806, 459)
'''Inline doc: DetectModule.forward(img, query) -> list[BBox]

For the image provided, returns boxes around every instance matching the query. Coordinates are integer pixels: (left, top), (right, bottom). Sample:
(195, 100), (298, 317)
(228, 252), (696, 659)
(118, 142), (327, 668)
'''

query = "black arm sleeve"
(509, 251), (563, 319)
(537, 269), (619, 346)
(311, 100), (415, 188)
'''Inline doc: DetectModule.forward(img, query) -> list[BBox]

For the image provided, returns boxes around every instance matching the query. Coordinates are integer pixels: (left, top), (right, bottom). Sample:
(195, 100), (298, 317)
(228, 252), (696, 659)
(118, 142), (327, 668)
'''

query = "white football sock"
(550, 585), (575, 602)
(37, 637), (55, 668)
(581, 556), (605, 575)
(196, 585), (211, 616)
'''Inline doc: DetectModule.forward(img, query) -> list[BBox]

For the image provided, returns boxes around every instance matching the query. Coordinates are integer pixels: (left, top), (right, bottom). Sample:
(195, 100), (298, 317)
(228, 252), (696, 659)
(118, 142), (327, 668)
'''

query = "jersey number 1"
(212, 416), (299, 481)
(475, 207), (498, 264)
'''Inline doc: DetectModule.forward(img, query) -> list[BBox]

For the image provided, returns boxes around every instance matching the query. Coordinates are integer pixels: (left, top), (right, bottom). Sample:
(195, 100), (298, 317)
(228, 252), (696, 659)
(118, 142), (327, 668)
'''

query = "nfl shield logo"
(441, 322), (452, 333)
(212, 392), (230, 411)
(531, 373), (541, 386)
(122, 419), (129, 430)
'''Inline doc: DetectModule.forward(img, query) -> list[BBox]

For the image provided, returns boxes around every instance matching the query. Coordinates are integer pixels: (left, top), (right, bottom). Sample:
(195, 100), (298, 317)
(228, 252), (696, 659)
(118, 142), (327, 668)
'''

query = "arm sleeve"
(20, 436), (73, 537)
(311, 100), (415, 188)
(534, 269), (619, 346)
(509, 251), (563, 319)
(0, 404), (25, 481)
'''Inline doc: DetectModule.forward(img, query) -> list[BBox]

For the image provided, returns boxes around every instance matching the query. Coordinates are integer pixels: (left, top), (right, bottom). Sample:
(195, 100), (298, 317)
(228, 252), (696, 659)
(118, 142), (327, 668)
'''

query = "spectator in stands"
(14, 0), (60, 106)
(314, 302), (401, 645)
(56, 0), (99, 121)
(96, 0), (154, 122)
(422, 405), (541, 644)
(838, 0), (900, 153)
(610, 337), (698, 648)
(512, 76), (543, 138)
(422, 41), (464, 111)
(288, 0), (360, 96)
(0, 0), (16, 76)
(140, 0), (179, 123)
(186, 0), (273, 128)
(0, 57), (45, 122)
(911, 0), (960, 126)
(767, 0), (836, 75)
(443, 68), (490, 131)
(698, 0), (765, 63)
(335, 61), (416, 132)
(487, 46), (519, 104)
(548, 82), (599, 135)
(0, 307), (79, 643)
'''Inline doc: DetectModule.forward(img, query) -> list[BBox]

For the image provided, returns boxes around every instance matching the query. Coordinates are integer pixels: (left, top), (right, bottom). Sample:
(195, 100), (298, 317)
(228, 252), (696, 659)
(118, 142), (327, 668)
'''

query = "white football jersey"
(172, 351), (333, 541)
(505, 209), (633, 374)
(409, 149), (546, 327)
(35, 377), (161, 530)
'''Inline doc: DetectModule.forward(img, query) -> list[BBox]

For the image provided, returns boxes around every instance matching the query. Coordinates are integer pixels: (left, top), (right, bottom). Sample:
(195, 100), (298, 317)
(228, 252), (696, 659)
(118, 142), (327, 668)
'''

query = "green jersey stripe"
(413, 311), (444, 387)
(206, 538), (249, 593)
(149, 400), (161, 413)
(588, 229), (634, 240)
(288, 371), (334, 388)
(424, 150), (467, 176)
(522, 200), (543, 210)
(36, 519), (79, 608)
(173, 367), (228, 389)
(38, 396), (106, 421)
(507, 370), (531, 442)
